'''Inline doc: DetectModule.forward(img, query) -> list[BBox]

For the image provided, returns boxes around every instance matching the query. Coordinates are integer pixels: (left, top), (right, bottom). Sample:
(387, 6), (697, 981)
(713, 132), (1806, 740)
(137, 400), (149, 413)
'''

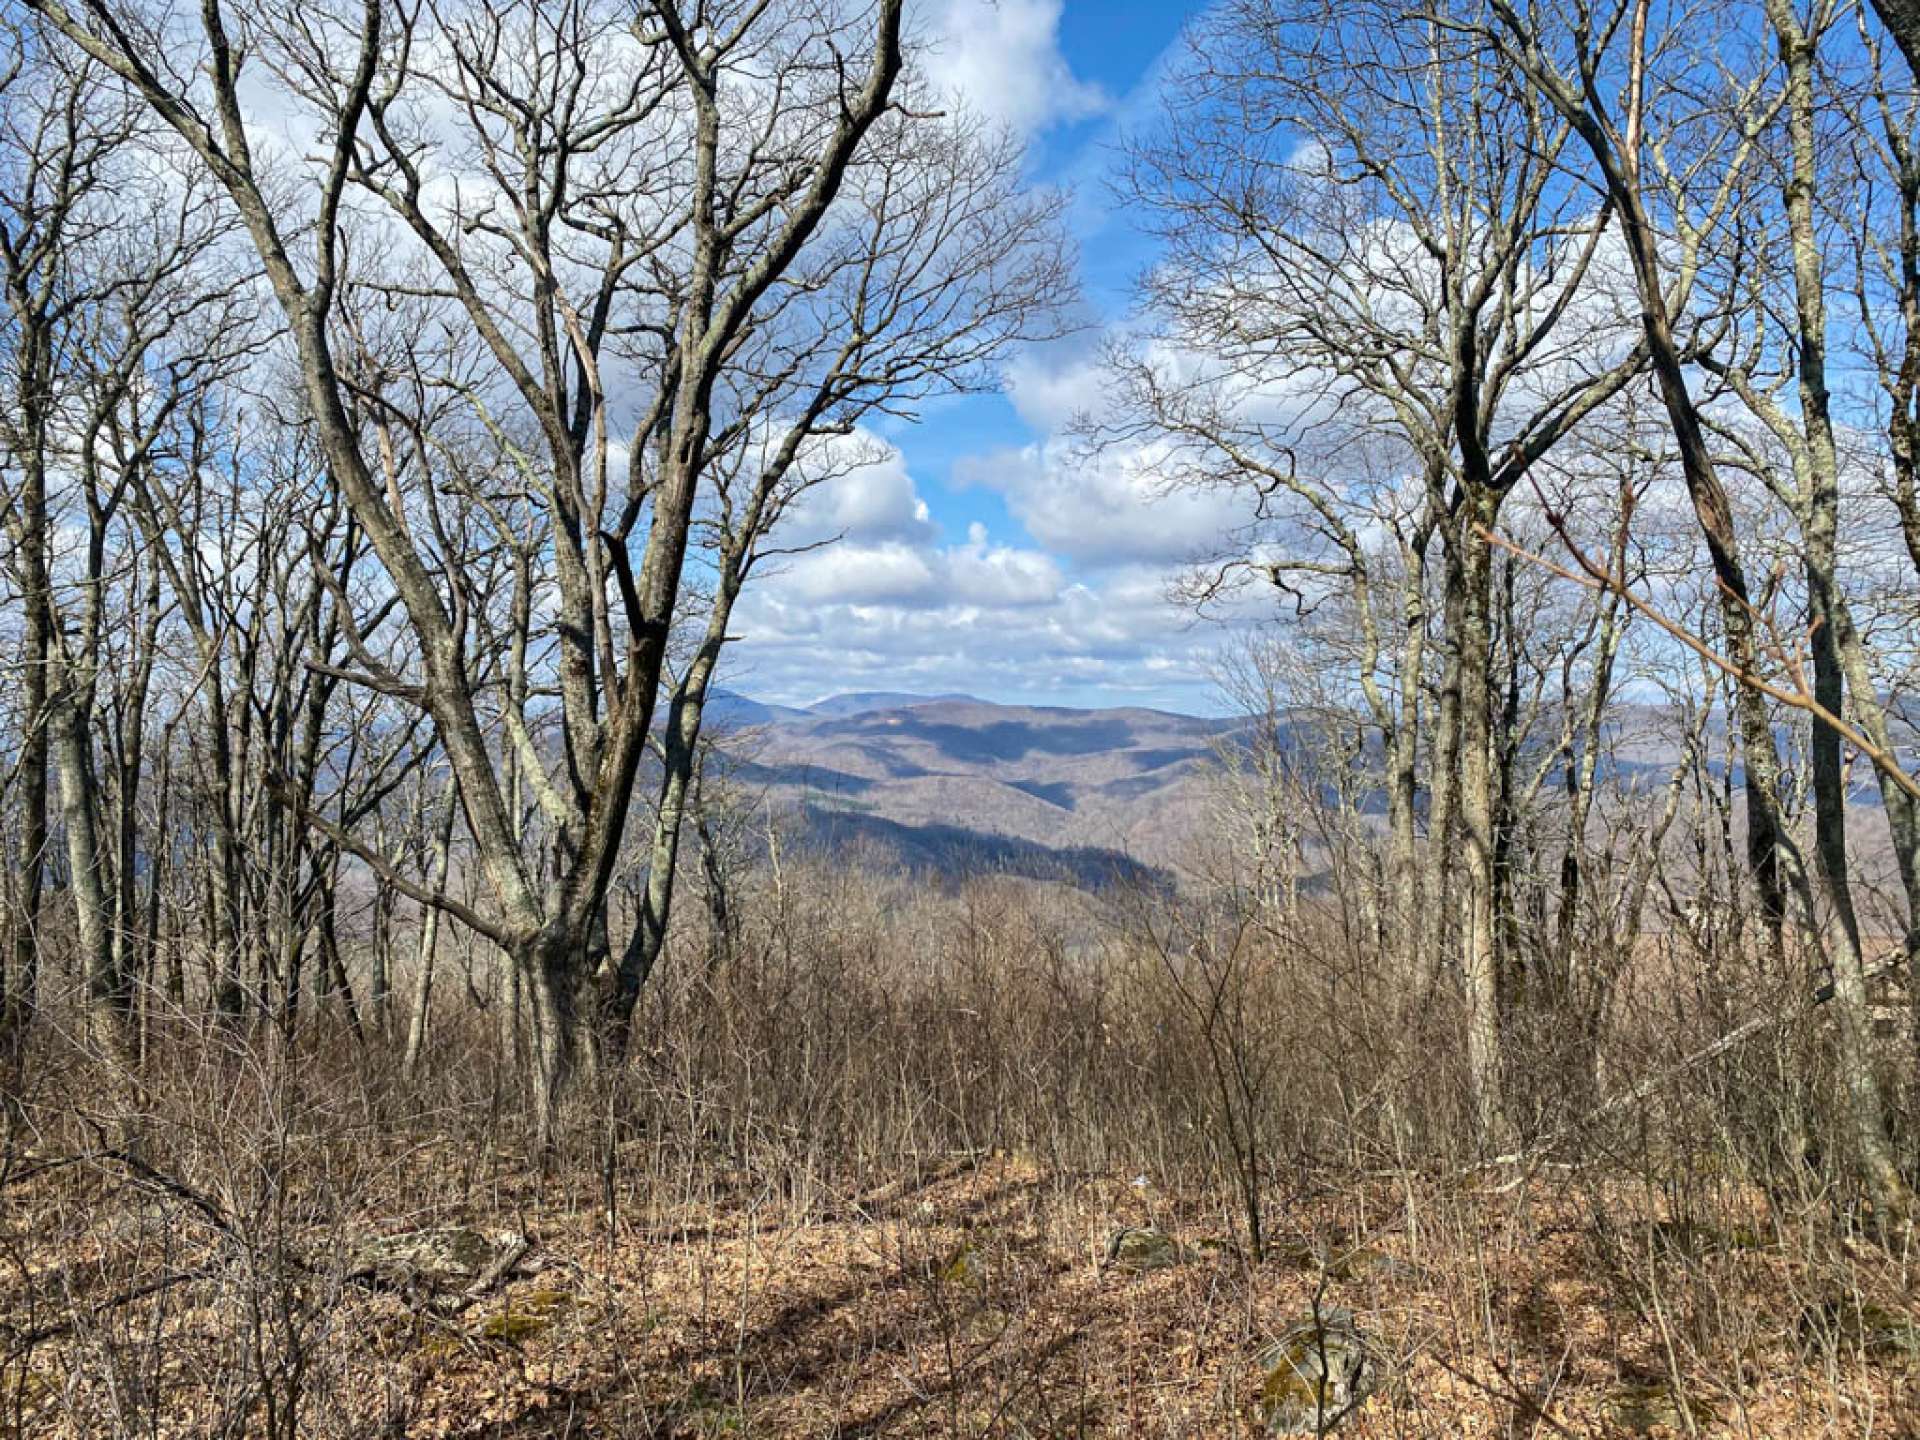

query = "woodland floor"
(6, 1149), (1920, 1438)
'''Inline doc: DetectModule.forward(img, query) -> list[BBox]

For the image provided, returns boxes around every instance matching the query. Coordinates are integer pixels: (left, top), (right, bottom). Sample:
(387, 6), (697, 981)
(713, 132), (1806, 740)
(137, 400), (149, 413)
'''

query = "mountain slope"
(802, 691), (980, 718)
(710, 696), (1230, 880)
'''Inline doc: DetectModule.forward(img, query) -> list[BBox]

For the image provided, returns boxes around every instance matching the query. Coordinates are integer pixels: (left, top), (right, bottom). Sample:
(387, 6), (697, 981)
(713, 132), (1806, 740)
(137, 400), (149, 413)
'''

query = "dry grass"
(3, 860), (1918, 1437)
(7, 1130), (1920, 1438)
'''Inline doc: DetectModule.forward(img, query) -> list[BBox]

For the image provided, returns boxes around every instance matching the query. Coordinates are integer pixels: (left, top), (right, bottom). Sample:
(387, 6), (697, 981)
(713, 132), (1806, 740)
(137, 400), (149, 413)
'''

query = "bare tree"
(1471, 0), (1913, 1215)
(0, 28), (243, 1069)
(25, 0), (912, 1141)
(1114, 0), (1647, 1140)
(599, 106), (1070, 1060)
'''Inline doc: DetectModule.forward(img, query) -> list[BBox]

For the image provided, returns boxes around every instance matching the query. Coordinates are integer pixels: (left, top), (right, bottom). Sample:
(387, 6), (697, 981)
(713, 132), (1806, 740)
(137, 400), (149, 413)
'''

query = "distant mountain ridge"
(698, 690), (1230, 885)
(801, 690), (981, 718)
(679, 689), (1911, 893)
(701, 688), (984, 728)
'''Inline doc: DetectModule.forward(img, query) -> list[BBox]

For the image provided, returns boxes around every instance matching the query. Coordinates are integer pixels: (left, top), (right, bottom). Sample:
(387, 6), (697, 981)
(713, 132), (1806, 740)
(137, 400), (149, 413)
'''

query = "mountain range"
(689, 690), (1916, 898)
(700, 691), (1233, 890)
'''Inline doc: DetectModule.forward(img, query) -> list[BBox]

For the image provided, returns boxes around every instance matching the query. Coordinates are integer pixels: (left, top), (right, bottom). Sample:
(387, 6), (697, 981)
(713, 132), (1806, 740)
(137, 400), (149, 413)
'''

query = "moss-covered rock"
(1799, 1297), (1920, 1360)
(1268, 1237), (1324, 1270)
(1326, 1246), (1422, 1285)
(0, 1369), (52, 1422)
(1264, 1238), (1420, 1285)
(1103, 1225), (1179, 1272)
(1604, 1379), (1720, 1434)
(1647, 1217), (1769, 1259)
(1193, 1235), (1243, 1265)
(1257, 1307), (1374, 1434)
(935, 1241), (987, 1286)
(479, 1287), (573, 1344)
(680, 1380), (745, 1436)
(349, 1227), (528, 1291)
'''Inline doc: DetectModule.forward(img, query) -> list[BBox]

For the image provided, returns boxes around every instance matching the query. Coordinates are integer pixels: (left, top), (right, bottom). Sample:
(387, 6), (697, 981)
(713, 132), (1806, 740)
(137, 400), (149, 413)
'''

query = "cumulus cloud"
(736, 435), (1056, 605)
(945, 522), (1063, 605)
(775, 441), (938, 549)
(954, 438), (1247, 569)
(915, 0), (1107, 139)
(727, 556), (1242, 710)
(715, 435), (1248, 709)
(772, 542), (941, 605)
(1003, 339), (1109, 432)
(211, 1), (1234, 710)
(760, 522), (1061, 610)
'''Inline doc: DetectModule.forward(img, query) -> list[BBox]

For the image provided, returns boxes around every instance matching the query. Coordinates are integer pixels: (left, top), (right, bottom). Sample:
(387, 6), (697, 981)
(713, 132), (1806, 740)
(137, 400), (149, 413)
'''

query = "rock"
(94, 1201), (177, 1245)
(1327, 1246), (1423, 1286)
(1193, 1235), (1244, 1264)
(347, 1227), (530, 1292)
(1604, 1379), (1720, 1434)
(1798, 1297), (1920, 1359)
(477, 1286), (573, 1344)
(1269, 1237), (1324, 1270)
(1862, 1307), (1920, 1359)
(1103, 1225), (1179, 1272)
(935, 1241), (987, 1286)
(1257, 1307), (1375, 1434)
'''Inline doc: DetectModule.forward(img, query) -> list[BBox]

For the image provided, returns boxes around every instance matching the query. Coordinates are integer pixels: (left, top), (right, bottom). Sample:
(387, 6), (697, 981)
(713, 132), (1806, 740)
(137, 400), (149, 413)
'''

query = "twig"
(1424, 1343), (1583, 1440)
(1476, 950), (1907, 1182)
(262, 774), (514, 947)
(1481, 521), (1920, 805)
(462, 1234), (533, 1301)
(98, 1147), (237, 1241)
(3, 1262), (222, 1355)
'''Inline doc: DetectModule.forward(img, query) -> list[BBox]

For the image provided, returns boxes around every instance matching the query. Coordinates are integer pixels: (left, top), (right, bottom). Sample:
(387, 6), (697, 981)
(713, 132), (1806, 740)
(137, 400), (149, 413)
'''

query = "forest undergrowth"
(4, 864), (1917, 1438)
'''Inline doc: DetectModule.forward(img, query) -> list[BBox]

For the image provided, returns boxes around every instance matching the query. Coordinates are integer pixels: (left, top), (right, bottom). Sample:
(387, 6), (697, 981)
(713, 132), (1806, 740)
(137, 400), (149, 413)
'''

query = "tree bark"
(402, 797), (455, 1081)
(1455, 497), (1506, 1141)
(9, 472), (49, 1029)
(1758, 0), (1908, 1211)
(49, 673), (128, 1068)
(1422, 554), (1466, 990)
(600, 585), (736, 1066)
(1868, 0), (1920, 85)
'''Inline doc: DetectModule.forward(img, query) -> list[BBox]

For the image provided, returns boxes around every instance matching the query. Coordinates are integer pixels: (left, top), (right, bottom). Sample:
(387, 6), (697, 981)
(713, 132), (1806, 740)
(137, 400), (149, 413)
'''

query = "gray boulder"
(1257, 1306), (1375, 1434)
(1102, 1225), (1180, 1272)
(346, 1227), (530, 1293)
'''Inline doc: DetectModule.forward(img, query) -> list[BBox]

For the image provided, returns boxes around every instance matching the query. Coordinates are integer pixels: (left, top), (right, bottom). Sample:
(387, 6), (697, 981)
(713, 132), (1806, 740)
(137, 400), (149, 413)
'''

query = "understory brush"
(1, 861), (1916, 1436)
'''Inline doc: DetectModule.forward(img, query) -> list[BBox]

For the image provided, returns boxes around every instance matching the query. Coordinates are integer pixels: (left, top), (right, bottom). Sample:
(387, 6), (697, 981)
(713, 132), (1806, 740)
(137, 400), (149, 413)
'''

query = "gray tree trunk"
(402, 797), (456, 1081)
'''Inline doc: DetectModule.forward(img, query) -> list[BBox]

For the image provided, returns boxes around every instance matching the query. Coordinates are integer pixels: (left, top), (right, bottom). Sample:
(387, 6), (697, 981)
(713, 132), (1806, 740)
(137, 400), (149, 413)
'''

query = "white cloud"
(778, 444), (937, 548)
(954, 437), (1247, 569)
(915, 0), (1107, 139)
(717, 433), (1245, 709)
(1003, 341), (1108, 432)
(945, 522), (1063, 605)
(765, 524), (1061, 610)
(774, 543), (941, 605)
(727, 555), (1241, 710)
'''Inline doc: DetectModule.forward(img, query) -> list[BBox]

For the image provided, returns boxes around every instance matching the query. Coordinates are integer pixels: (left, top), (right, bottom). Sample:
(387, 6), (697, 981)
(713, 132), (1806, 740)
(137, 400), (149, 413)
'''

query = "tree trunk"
(1422, 553), (1465, 990)
(402, 797), (456, 1081)
(1868, 0), (1920, 85)
(50, 681), (128, 1069)
(528, 935), (579, 1151)
(9, 470), (50, 1028)
(1456, 500), (1506, 1142)
(369, 877), (395, 1040)
(600, 560), (744, 1064)
(1386, 530), (1429, 977)
(208, 694), (246, 1021)
(111, 553), (161, 1025)
(1761, 0), (1910, 1212)
(1559, 567), (1627, 998)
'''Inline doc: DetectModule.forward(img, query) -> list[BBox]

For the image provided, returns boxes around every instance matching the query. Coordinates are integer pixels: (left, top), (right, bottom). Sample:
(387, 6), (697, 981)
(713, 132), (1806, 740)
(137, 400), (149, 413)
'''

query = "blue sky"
(725, 0), (1259, 716)
(904, 1), (1187, 545)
